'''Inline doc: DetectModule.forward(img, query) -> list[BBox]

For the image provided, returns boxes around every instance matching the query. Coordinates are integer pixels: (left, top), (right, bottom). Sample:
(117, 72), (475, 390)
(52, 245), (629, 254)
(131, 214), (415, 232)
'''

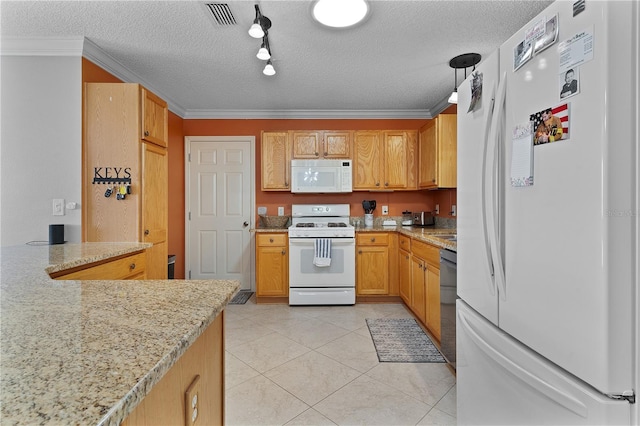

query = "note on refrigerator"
(511, 122), (534, 187)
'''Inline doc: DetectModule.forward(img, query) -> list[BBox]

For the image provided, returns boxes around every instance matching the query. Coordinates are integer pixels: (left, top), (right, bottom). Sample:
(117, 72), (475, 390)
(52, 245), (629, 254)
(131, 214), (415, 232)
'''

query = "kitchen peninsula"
(0, 242), (239, 425)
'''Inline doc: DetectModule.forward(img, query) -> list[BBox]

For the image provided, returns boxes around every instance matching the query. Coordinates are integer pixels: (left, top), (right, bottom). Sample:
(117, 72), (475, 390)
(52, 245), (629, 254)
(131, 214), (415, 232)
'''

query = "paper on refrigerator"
(511, 122), (534, 187)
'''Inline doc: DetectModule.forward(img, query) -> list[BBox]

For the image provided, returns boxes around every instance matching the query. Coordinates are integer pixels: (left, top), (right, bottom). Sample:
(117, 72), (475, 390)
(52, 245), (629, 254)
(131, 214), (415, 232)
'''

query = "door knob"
(243, 221), (249, 227)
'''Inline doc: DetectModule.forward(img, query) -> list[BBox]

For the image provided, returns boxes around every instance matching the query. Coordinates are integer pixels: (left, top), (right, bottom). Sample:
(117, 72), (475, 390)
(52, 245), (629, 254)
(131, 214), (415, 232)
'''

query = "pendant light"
(263, 60), (276, 76)
(248, 4), (271, 38)
(448, 53), (481, 104)
(256, 37), (270, 60)
(248, 4), (277, 76)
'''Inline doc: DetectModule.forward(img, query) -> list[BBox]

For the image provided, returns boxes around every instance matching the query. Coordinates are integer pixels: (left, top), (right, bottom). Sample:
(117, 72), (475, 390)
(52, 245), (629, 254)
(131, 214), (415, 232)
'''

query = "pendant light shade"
(448, 90), (458, 104)
(248, 23), (264, 38)
(257, 46), (270, 60)
(263, 60), (276, 76)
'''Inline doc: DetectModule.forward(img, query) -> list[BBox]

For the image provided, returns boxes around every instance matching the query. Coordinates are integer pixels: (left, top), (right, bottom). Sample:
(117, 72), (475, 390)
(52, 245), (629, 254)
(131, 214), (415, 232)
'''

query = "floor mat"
(366, 318), (446, 363)
(229, 291), (253, 305)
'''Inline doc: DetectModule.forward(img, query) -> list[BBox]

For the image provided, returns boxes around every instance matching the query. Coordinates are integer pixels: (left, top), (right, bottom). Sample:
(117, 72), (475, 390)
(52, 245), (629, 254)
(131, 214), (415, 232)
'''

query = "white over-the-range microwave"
(290, 159), (352, 193)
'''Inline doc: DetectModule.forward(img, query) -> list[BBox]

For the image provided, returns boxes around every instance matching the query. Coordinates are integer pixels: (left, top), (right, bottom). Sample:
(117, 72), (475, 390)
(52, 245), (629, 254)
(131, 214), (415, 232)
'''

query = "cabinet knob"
(315, 152), (319, 156)
(281, 249), (286, 255)
(432, 179), (436, 183)
(130, 263), (136, 270)
(144, 229), (150, 236)
(269, 238), (274, 243)
(370, 237), (376, 242)
(144, 130), (150, 137)
(406, 255), (409, 260)
(324, 152), (328, 156)
(358, 250), (362, 254)
(385, 182), (389, 186)
(375, 182), (380, 187)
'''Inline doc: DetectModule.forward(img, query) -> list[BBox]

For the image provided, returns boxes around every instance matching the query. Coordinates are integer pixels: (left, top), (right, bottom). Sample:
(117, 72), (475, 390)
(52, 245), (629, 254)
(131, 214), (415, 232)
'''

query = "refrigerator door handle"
(458, 306), (589, 418)
(481, 81), (497, 290)
(485, 72), (508, 300)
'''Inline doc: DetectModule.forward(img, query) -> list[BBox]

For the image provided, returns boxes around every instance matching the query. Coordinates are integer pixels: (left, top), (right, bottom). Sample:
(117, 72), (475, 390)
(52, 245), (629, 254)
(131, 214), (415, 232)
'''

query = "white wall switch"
(435, 204), (440, 215)
(451, 205), (457, 216)
(278, 206), (284, 216)
(381, 205), (389, 215)
(53, 199), (65, 216)
(257, 206), (267, 215)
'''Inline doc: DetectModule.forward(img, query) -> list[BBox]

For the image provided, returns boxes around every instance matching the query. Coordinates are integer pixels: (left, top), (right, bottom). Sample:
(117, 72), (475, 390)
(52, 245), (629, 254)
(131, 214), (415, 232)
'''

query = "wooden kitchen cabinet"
(83, 83), (168, 279)
(353, 130), (417, 190)
(256, 233), (289, 301)
(51, 250), (146, 280)
(419, 114), (457, 189)
(410, 239), (441, 341)
(261, 132), (291, 191)
(290, 131), (352, 159)
(122, 312), (224, 426)
(356, 233), (390, 295)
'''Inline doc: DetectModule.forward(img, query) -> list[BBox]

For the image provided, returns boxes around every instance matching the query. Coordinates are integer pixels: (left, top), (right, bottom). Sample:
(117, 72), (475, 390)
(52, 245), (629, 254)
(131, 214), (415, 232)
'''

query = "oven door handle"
(289, 239), (355, 246)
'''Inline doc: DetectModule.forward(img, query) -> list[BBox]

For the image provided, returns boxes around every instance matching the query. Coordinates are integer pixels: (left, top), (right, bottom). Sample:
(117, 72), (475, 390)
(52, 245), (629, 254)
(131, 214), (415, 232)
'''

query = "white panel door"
(187, 138), (252, 289)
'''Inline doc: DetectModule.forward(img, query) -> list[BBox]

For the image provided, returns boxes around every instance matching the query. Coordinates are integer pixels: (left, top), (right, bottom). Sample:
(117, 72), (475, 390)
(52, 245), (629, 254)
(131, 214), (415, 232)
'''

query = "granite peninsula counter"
(0, 242), (239, 425)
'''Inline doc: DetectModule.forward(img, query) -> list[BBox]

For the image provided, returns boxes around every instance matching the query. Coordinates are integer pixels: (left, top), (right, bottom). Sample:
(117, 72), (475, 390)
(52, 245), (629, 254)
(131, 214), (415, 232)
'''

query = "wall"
(183, 119), (457, 218)
(1, 56), (82, 246)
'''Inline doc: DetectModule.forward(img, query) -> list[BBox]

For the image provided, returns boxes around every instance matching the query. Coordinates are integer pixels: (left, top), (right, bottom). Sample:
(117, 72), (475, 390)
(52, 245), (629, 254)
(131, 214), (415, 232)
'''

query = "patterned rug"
(229, 291), (253, 305)
(366, 318), (446, 363)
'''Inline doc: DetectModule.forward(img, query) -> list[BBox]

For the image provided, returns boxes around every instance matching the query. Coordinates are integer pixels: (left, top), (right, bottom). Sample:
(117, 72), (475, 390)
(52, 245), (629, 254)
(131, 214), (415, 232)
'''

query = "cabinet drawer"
(398, 234), (411, 251)
(257, 233), (287, 247)
(411, 239), (440, 267)
(356, 233), (389, 246)
(53, 251), (146, 280)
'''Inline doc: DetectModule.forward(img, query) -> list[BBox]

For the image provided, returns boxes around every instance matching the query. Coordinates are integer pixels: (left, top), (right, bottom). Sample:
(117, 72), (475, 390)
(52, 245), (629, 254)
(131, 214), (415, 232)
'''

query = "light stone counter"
(0, 243), (239, 425)
(355, 225), (457, 252)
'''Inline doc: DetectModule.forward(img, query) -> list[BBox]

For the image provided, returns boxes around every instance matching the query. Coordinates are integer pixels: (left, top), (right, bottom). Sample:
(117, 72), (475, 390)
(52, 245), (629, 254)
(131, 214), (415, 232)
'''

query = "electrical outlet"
(278, 206), (284, 216)
(52, 199), (65, 216)
(435, 204), (440, 215)
(185, 375), (201, 426)
(381, 205), (389, 215)
(451, 205), (457, 216)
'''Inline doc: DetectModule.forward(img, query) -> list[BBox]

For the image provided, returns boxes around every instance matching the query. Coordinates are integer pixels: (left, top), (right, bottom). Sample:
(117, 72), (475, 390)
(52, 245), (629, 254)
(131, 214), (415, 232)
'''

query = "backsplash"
(350, 215), (456, 229)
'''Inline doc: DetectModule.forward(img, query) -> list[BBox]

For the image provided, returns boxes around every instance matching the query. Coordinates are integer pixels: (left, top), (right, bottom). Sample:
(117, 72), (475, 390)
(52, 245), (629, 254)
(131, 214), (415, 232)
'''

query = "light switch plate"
(53, 199), (65, 216)
(278, 206), (284, 216)
(257, 206), (267, 215)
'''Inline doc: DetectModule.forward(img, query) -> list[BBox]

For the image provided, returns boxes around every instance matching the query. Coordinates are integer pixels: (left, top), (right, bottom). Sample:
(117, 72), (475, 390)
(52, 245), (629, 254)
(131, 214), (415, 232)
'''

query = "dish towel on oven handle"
(313, 238), (332, 267)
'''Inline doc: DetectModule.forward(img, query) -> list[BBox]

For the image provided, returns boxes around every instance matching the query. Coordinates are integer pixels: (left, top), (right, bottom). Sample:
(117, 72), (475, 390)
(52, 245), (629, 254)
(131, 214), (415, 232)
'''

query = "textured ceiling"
(1, 0), (553, 118)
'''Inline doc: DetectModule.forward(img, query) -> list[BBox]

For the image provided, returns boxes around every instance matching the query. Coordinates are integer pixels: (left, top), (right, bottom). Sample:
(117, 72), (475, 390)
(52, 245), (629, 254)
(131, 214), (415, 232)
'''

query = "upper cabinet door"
(141, 87), (168, 147)
(419, 115), (457, 189)
(261, 132), (291, 191)
(291, 131), (322, 158)
(322, 131), (352, 158)
(383, 131), (417, 189)
(353, 131), (382, 189)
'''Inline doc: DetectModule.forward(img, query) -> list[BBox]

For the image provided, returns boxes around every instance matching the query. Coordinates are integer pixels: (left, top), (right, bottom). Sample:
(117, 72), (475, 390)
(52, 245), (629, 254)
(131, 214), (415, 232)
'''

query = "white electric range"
(288, 204), (355, 305)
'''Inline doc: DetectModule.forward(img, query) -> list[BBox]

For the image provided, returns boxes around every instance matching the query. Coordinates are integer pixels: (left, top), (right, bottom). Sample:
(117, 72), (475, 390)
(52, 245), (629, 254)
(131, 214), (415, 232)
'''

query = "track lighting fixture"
(249, 4), (276, 76)
(448, 53), (481, 104)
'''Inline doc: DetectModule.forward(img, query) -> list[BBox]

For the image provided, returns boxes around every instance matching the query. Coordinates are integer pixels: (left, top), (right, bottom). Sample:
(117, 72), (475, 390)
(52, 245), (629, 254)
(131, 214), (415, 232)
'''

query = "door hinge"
(607, 391), (635, 404)
(189, 211), (191, 220)
(188, 152), (191, 162)
(188, 270), (191, 279)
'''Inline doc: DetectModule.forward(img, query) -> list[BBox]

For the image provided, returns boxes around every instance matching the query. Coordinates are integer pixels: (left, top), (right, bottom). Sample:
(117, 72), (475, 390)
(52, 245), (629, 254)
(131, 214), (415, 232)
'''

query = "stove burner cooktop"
(295, 222), (349, 228)
(328, 223), (347, 227)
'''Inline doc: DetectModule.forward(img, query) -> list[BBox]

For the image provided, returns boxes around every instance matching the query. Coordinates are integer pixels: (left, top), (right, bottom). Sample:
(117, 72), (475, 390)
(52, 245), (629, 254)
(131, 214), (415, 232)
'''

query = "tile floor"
(224, 299), (456, 425)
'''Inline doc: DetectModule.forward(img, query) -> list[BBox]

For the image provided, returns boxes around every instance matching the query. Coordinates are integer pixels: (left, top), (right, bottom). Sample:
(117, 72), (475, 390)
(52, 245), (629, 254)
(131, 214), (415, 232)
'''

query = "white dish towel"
(313, 238), (332, 267)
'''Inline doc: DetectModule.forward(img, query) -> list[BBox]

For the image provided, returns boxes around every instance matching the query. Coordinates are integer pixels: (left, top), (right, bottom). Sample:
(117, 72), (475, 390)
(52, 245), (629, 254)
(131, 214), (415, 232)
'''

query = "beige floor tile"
(417, 407), (457, 426)
(224, 352), (260, 390)
(265, 351), (361, 405)
(225, 375), (309, 426)
(433, 384), (456, 417)
(273, 317), (351, 349)
(284, 408), (337, 426)
(225, 318), (276, 349)
(314, 375), (431, 425)
(365, 363), (456, 406)
(315, 332), (380, 373)
(226, 332), (310, 373)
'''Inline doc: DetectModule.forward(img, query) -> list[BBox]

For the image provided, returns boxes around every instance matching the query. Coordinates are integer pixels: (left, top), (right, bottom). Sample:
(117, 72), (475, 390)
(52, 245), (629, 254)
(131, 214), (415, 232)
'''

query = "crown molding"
(182, 109), (434, 120)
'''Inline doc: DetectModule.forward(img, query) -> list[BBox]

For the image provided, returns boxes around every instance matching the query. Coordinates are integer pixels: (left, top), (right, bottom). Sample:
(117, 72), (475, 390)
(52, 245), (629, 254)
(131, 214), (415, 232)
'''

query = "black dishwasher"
(439, 249), (457, 369)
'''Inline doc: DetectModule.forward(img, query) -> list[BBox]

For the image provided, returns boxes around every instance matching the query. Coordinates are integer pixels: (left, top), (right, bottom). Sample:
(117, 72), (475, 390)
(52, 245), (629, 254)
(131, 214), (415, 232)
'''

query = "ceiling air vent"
(205, 3), (237, 25)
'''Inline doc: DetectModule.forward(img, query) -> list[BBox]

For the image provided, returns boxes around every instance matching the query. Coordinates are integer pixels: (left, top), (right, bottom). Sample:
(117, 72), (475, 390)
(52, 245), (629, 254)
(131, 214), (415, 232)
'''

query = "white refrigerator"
(456, 1), (638, 424)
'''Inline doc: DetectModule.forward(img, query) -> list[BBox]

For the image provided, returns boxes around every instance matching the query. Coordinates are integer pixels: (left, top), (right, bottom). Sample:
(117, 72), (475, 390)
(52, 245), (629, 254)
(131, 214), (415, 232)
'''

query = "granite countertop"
(253, 224), (457, 251)
(0, 242), (239, 425)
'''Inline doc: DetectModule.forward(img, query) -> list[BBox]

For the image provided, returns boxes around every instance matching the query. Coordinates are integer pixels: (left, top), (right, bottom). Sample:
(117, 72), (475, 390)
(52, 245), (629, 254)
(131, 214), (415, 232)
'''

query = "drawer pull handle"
(130, 263), (136, 270)
(269, 238), (274, 243)
(370, 237), (375, 242)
